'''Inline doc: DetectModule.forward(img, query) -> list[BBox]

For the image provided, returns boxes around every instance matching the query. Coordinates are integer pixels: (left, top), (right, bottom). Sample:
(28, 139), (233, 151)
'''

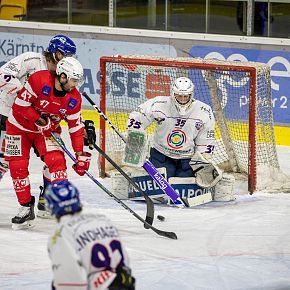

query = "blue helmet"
(47, 34), (76, 56)
(45, 180), (82, 218)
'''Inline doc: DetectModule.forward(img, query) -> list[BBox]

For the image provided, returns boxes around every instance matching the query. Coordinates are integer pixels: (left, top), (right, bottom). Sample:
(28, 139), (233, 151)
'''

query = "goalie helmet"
(172, 77), (194, 115)
(56, 57), (84, 84)
(47, 34), (76, 56)
(45, 180), (82, 218)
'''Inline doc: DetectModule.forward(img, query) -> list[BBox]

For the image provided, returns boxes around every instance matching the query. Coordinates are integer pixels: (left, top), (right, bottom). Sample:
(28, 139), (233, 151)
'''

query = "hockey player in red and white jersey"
(125, 77), (234, 202)
(5, 57), (91, 230)
(45, 180), (135, 290)
(0, 34), (77, 181)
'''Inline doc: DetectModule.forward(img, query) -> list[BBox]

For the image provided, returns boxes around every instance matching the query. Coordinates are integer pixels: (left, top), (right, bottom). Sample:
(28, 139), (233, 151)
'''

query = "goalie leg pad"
(111, 167), (168, 202)
(129, 167), (168, 201)
(111, 170), (132, 200)
(169, 177), (213, 207)
(214, 173), (235, 201)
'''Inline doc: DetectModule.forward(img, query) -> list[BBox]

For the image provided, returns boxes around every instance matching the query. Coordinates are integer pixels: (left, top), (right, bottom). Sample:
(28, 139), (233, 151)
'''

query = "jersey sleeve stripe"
(0, 82), (8, 88)
(69, 123), (83, 133)
(24, 82), (38, 97)
(14, 98), (31, 107)
(7, 87), (18, 95)
(66, 112), (81, 120)
(8, 114), (39, 133)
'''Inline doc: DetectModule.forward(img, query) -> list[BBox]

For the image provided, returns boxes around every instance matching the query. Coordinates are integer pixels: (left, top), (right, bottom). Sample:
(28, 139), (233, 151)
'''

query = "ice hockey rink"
(1, 130), (290, 290)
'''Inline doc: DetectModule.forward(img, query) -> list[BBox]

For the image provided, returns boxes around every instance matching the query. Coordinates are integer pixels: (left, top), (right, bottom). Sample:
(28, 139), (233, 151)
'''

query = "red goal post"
(99, 55), (280, 193)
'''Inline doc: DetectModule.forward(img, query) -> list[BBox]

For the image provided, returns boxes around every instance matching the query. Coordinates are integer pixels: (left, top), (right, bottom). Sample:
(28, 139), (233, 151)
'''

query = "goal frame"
(99, 56), (258, 193)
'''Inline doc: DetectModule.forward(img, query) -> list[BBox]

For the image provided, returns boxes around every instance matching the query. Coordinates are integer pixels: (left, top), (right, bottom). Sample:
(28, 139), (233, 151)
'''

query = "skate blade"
(37, 210), (53, 219)
(12, 220), (35, 230)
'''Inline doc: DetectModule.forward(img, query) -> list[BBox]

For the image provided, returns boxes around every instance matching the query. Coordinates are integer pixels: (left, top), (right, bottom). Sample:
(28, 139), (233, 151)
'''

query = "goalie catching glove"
(189, 151), (222, 188)
(72, 152), (91, 176)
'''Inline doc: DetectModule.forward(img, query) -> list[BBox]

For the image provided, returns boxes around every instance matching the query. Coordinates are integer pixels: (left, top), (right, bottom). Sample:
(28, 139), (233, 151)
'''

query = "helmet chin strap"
(51, 53), (58, 64)
(53, 51), (63, 63)
(58, 77), (69, 93)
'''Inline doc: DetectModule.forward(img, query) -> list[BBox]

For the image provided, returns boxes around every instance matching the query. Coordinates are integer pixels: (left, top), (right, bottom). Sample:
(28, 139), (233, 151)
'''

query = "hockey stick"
(82, 125), (158, 227)
(91, 141), (167, 227)
(82, 92), (188, 208)
(51, 133), (177, 240)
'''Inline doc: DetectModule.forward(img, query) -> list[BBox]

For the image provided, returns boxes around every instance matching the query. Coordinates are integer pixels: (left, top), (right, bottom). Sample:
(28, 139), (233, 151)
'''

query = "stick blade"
(155, 229), (178, 240)
(164, 231), (178, 240)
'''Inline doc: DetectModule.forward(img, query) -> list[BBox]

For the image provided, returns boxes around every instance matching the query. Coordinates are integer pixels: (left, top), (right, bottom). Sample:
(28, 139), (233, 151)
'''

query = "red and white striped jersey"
(8, 70), (84, 153)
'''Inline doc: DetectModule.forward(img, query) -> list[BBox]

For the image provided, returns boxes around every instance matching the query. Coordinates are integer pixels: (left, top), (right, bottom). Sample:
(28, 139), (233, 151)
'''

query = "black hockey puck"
(157, 215), (165, 221)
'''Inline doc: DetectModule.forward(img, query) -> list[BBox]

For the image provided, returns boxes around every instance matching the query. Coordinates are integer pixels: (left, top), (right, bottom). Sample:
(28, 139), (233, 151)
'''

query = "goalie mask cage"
(99, 55), (280, 194)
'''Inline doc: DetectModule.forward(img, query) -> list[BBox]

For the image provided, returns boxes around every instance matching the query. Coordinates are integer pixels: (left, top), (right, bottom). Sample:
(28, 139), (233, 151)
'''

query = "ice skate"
(12, 196), (35, 230)
(37, 186), (53, 219)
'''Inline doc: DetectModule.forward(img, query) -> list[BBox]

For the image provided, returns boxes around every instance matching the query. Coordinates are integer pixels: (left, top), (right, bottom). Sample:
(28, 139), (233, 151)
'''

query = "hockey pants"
(5, 121), (68, 204)
(149, 147), (193, 179)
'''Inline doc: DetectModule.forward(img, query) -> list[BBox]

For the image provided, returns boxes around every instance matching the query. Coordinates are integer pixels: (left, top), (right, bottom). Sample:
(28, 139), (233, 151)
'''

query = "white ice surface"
(1, 133), (290, 290)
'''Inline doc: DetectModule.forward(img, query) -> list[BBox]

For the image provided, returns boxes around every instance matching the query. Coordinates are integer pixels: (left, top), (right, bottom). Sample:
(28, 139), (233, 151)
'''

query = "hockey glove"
(35, 117), (56, 138)
(72, 152), (91, 176)
(109, 266), (135, 290)
(189, 151), (222, 188)
(84, 120), (96, 150)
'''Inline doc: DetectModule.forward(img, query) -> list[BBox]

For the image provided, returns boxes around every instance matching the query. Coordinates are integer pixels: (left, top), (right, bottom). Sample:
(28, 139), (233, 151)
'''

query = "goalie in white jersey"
(45, 180), (135, 290)
(126, 77), (234, 201)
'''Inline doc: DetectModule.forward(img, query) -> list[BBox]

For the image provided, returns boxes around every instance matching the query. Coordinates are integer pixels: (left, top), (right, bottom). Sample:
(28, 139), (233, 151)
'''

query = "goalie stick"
(91, 141), (167, 227)
(51, 133), (177, 240)
(82, 92), (188, 208)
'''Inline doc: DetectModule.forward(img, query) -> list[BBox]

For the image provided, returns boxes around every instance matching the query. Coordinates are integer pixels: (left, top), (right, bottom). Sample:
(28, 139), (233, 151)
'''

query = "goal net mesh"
(100, 55), (281, 192)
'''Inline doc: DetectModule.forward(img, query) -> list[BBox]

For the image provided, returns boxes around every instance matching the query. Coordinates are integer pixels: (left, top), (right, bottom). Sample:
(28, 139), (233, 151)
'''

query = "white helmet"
(56, 57), (84, 83)
(172, 77), (194, 115)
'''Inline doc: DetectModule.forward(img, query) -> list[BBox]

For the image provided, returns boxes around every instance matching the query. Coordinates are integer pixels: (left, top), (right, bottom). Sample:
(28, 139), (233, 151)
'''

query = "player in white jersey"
(45, 180), (135, 290)
(0, 34), (77, 181)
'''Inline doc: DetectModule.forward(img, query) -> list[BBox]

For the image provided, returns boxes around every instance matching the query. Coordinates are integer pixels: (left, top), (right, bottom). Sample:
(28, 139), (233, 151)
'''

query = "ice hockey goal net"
(99, 55), (280, 193)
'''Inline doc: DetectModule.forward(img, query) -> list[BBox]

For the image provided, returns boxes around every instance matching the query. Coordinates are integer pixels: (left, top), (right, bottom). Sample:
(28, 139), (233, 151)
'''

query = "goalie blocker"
(123, 129), (148, 167)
